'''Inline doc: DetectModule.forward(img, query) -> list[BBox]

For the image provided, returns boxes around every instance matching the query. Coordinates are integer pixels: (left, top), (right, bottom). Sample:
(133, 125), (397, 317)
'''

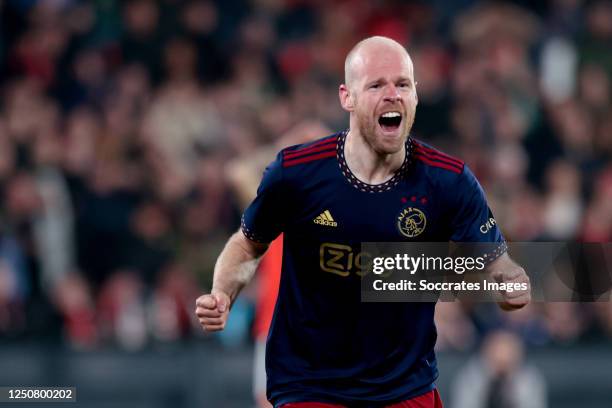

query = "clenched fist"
(487, 252), (531, 311)
(195, 291), (231, 332)
(497, 264), (531, 311)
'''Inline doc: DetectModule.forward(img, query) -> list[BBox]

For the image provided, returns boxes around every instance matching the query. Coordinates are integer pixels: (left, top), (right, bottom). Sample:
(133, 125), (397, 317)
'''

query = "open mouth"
(378, 111), (402, 132)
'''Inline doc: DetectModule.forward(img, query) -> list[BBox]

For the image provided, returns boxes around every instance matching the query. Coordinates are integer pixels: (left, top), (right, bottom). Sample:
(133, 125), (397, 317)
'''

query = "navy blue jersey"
(242, 131), (505, 407)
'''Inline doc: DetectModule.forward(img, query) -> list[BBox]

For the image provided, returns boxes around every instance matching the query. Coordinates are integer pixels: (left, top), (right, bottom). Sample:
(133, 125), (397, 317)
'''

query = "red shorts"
(280, 388), (443, 408)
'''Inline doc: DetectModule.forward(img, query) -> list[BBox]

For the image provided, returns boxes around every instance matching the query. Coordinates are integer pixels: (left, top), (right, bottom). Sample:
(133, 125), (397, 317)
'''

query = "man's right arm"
(195, 230), (269, 332)
(197, 149), (287, 332)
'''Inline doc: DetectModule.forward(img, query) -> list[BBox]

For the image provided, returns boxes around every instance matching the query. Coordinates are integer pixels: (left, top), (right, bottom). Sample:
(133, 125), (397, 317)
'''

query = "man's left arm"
(445, 165), (530, 311)
(485, 252), (531, 311)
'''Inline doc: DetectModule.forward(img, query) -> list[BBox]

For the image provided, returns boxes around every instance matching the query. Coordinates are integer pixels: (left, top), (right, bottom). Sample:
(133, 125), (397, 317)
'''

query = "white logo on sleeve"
(480, 218), (497, 234)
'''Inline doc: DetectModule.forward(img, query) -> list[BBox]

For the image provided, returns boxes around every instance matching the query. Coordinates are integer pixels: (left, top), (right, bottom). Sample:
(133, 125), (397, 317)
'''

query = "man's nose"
(383, 84), (402, 102)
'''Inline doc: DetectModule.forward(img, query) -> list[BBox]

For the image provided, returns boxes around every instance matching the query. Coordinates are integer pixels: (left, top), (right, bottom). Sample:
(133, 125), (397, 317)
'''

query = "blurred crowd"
(0, 0), (611, 353)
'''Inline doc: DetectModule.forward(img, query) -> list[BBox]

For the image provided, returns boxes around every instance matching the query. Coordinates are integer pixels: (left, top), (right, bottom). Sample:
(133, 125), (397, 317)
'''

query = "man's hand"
(497, 265), (531, 310)
(194, 230), (269, 332)
(488, 252), (531, 311)
(195, 291), (231, 332)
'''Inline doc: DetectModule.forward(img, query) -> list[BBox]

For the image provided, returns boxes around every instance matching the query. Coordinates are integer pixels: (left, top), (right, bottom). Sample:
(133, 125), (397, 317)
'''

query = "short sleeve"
(241, 152), (288, 243)
(449, 165), (507, 260)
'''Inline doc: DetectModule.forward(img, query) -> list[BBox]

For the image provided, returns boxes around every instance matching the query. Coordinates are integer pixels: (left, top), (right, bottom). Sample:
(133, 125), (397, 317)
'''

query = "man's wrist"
(211, 286), (236, 305)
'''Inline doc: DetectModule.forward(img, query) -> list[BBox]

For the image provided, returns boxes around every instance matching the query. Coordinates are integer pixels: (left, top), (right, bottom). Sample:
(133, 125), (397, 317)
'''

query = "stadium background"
(0, 0), (611, 407)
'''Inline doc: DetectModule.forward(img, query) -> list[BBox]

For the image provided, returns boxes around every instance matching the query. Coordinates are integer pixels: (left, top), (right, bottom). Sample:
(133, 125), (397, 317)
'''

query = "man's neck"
(344, 129), (406, 185)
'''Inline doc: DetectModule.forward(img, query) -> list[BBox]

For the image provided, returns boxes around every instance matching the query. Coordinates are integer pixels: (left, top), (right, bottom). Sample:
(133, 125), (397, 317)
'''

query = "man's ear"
(339, 84), (354, 112)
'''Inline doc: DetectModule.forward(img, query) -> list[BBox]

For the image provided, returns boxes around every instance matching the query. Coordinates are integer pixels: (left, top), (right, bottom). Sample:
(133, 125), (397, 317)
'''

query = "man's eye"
(399, 83), (410, 88)
(370, 84), (380, 89)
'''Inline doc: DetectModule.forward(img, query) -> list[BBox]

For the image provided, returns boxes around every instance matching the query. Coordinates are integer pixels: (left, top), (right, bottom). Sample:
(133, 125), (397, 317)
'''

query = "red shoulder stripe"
(414, 146), (464, 168)
(414, 154), (463, 174)
(283, 140), (337, 159)
(283, 150), (336, 168)
(284, 135), (338, 154)
(306, 135), (337, 148)
(413, 142), (463, 166)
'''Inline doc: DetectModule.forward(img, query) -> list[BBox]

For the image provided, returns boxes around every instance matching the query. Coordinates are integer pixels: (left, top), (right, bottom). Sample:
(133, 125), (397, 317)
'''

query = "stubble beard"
(355, 108), (415, 156)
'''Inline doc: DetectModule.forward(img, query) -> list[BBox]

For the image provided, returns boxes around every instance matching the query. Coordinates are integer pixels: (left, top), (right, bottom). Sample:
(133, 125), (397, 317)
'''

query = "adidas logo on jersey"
(314, 210), (338, 227)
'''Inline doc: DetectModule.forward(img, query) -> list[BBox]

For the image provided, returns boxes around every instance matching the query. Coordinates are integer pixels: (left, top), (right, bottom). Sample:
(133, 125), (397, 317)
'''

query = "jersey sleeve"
(448, 165), (507, 261)
(241, 152), (289, 243)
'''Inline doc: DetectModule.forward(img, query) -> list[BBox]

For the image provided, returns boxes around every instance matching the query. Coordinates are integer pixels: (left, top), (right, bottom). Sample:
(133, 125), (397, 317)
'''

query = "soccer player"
(195, 36), (530, 408)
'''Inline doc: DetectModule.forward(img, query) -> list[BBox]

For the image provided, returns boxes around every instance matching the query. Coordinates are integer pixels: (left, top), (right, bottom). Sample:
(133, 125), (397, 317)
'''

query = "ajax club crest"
(397, 207), (426, 238)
